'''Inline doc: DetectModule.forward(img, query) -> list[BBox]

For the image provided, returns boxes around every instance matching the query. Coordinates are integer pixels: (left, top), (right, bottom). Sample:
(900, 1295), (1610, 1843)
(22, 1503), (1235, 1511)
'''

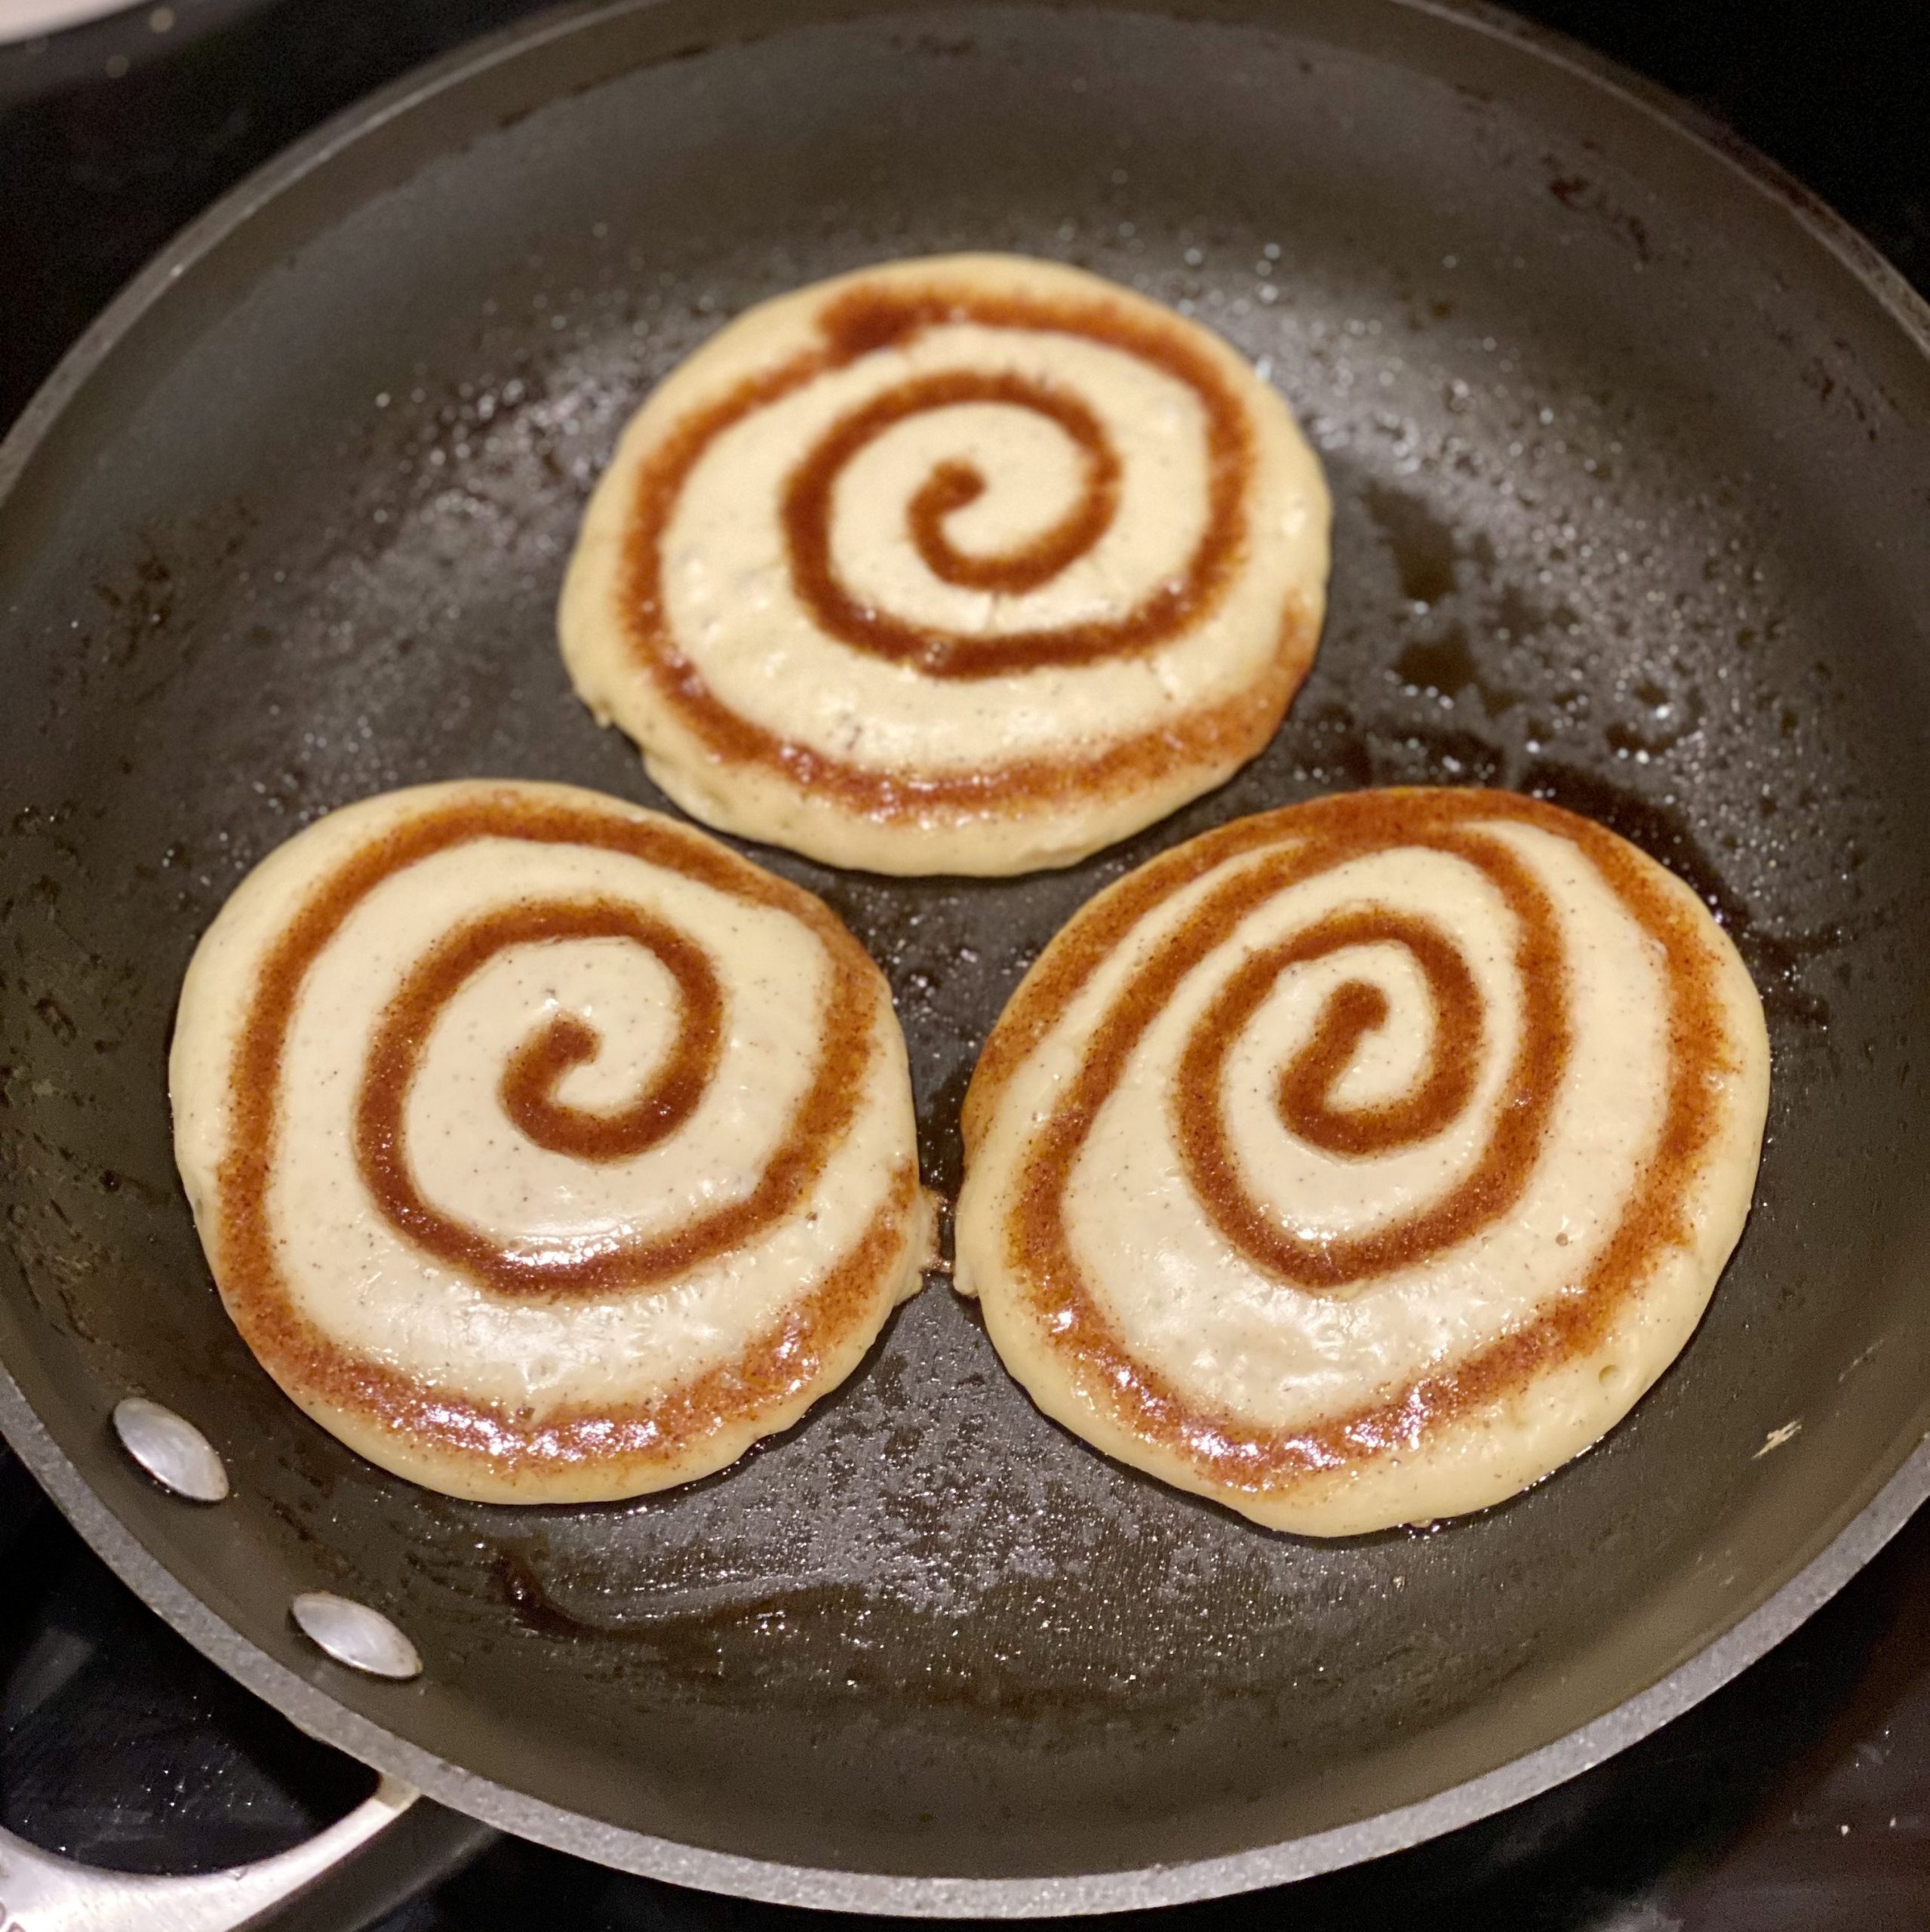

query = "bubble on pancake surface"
(558, 254), (1331, 875)
(168, 780), (933, 1504)
(955, 787), (1769, 1536)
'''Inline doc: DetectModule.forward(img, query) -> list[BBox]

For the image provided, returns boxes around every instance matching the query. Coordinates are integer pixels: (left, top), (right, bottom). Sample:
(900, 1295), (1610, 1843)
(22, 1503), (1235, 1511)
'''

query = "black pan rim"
(3, 0), (1929, 1913)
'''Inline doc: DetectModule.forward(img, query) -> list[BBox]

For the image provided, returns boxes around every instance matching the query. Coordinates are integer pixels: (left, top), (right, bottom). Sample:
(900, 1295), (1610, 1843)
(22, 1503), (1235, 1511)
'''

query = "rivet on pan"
(112, 1395), (230, 1503)
(292, 1591), (423, 1681)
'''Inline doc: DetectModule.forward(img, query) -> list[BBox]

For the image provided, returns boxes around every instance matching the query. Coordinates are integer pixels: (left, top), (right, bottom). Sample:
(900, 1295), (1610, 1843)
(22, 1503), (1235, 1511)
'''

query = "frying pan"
(4, 0), (1930, 1918)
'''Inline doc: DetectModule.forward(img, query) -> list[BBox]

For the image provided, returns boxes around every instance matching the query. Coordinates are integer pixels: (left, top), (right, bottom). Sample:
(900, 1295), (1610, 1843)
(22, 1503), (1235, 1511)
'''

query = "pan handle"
(0, 1776), (423, 1932)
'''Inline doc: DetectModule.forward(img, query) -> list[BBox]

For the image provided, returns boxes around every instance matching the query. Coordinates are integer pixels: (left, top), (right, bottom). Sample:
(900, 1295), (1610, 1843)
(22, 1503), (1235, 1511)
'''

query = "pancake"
(559, 253), (1331, 876)
(955, 788), (1770, 1536)
(170, 780), (935, 1503)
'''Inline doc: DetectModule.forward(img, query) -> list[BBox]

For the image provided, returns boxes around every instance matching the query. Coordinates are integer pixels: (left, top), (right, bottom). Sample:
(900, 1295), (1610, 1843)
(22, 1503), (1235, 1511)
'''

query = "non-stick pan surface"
(4, 0), (1930, 1913)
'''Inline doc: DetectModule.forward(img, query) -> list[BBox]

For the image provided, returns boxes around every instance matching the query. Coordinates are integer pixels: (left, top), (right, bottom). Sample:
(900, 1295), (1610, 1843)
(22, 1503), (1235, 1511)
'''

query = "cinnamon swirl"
(560, 254), (1330, 875)
(170, 780), (935, 1503)
(955, 789), (1770, 1535)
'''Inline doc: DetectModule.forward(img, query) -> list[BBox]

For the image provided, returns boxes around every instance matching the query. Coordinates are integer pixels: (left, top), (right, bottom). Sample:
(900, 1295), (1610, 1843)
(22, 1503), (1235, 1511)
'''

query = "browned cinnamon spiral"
(559, 253), (1332, 875)
(957, 788), (1771, 1535)
(777, 349), (1245, 676)
(355, 899), (728, 1296)
(170, 780), (933, 1503)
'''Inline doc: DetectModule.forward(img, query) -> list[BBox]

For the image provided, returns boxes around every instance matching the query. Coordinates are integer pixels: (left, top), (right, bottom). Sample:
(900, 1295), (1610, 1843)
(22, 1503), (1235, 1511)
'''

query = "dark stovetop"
(4, 3), (1930, 1929)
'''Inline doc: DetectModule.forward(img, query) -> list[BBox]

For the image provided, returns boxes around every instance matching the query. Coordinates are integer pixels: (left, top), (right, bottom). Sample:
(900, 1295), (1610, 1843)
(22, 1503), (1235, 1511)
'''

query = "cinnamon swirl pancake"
(170, 780), (935, 1503)
(560, 254), (1331, 875)
(955, 789), (1770, 1535)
